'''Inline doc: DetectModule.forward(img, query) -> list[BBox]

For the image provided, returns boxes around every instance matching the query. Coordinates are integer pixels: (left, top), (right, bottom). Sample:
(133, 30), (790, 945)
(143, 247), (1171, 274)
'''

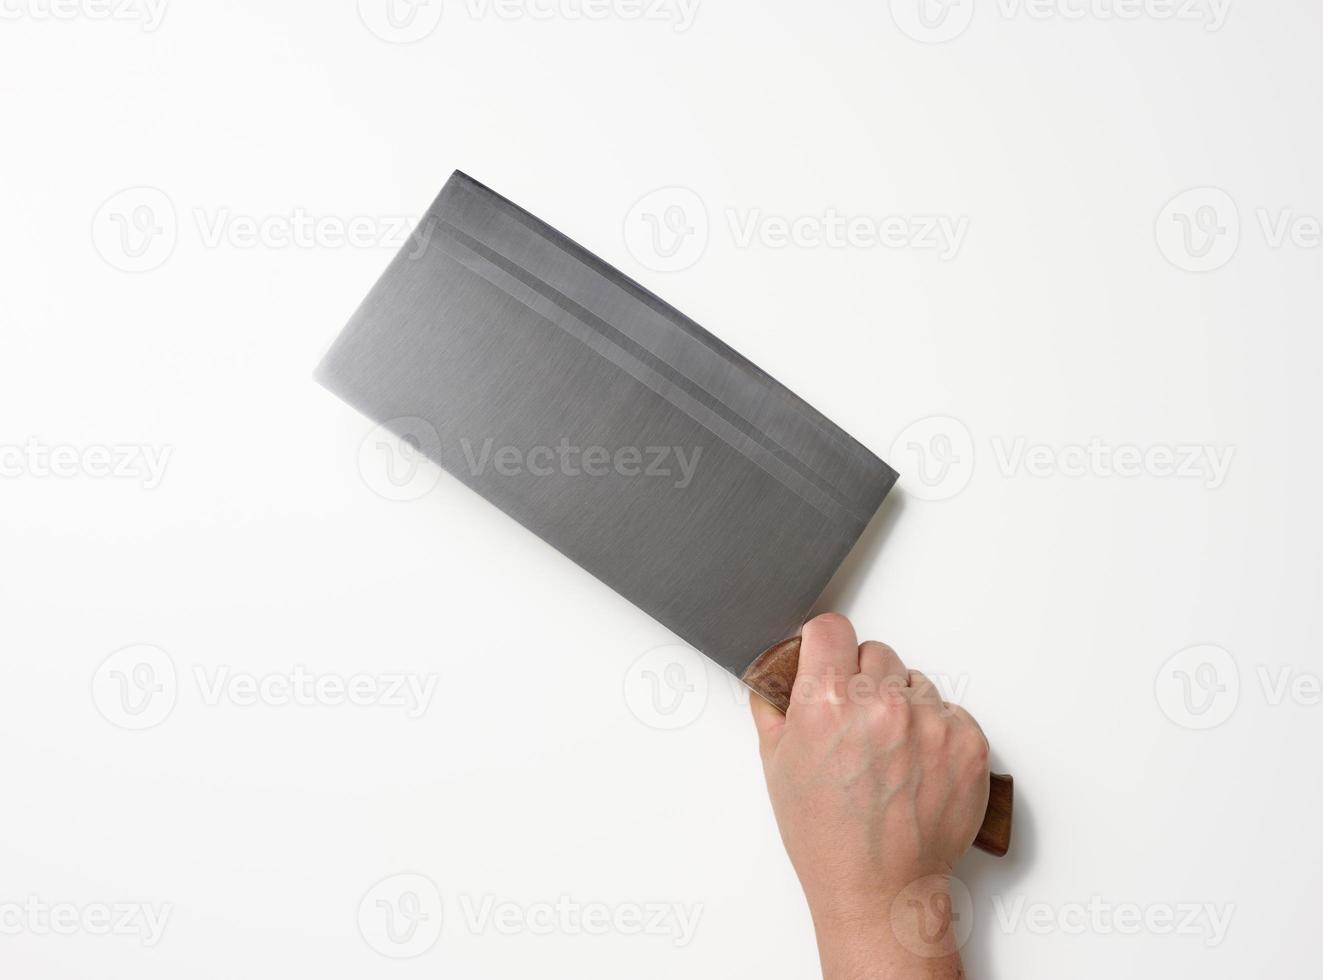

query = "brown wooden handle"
(743, 637), (1013, 858)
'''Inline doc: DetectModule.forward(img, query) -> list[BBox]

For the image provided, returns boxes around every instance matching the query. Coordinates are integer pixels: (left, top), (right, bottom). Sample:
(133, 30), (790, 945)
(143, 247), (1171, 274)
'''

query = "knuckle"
(879, 695), (914, 728)
(915, 687), (945, 709)
(918, 712), (949, 741)
(961, 728), (990, 769)
(867, 701), (901, 731)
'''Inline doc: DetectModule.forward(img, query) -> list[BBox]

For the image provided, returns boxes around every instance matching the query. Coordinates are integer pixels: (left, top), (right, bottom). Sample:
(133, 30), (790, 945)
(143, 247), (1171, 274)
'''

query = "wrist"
(808, 877), (964, 979)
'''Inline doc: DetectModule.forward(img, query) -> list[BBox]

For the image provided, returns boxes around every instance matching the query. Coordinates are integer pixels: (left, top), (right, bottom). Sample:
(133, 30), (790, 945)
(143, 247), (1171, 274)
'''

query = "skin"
(750, 613), (991, 980)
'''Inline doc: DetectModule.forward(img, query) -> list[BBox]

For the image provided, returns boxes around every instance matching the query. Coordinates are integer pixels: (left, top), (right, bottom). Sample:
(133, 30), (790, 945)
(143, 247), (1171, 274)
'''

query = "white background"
(2, 1), (1320, 977)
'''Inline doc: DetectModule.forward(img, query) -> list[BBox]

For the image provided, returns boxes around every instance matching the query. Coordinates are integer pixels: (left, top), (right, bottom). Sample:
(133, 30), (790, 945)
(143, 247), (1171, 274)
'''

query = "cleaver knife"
(316, 171), (1012, 856)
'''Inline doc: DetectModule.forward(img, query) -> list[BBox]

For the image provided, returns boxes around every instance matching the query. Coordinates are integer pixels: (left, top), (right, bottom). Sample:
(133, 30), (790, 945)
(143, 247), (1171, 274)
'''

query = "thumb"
(749, 690), (786, 761)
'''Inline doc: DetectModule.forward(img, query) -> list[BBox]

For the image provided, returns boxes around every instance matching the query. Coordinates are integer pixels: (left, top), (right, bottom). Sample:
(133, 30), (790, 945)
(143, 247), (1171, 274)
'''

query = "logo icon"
(890, 875), (974, 958)
(1155, 187), (1240, 272)
(889, 416), (976, 502)
(358, 874), (444, 958)
(889, 0), (975, 44)
(91, 187), (178, 273)
(1155, 644), (1240, 730)
(623, 644), (711, 730)
(357, 417), (443, 502)
(623, 187), (709, 273)
(91, 644), (178, 731)
(357, 0), (444, 43)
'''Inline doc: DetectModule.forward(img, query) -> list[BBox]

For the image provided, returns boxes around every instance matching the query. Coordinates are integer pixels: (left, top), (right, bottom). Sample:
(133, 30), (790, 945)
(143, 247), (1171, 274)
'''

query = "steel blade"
(316, 171), (897, 676)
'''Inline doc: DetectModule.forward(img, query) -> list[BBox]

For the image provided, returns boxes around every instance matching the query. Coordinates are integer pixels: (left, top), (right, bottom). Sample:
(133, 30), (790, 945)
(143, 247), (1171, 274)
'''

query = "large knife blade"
(316, 171), (1011, 855)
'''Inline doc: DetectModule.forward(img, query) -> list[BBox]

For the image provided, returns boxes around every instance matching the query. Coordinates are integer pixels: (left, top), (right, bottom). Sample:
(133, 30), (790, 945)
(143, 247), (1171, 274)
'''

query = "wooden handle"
(743, 637), (1013, 858)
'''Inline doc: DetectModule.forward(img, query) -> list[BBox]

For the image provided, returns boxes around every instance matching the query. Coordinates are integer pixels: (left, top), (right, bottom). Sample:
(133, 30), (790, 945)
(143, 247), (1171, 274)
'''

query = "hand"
(750, 613), (990, 979)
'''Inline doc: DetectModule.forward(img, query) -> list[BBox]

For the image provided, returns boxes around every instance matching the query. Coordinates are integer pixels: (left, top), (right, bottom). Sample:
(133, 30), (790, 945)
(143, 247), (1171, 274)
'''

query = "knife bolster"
(742, 635), (1014, 857)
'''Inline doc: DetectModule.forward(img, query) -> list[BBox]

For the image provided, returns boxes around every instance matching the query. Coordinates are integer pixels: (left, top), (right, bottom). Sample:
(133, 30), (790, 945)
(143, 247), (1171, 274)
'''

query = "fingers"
(792, 622), (961, 716)
(859, 641), (907, 687)
(749, 690), (786, 761)
(907, 670), (945, 709)
(796, 613), (859, 680)
(791, 614), (860, 707)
